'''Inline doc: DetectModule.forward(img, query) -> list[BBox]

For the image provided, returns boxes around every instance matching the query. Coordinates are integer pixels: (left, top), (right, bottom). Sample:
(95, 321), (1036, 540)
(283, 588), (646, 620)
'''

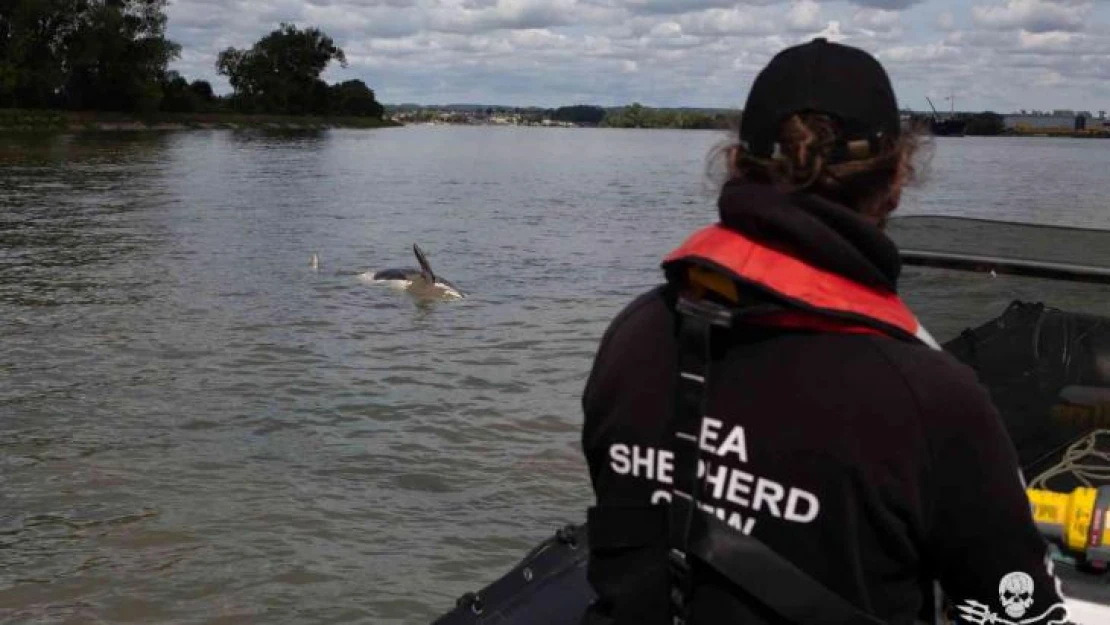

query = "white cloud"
(623, 0), (772, 16)
(847, 0), (923, 8)
(675, 8), (776, 36)
(507, 28), (572, 49)
(879, 42), (962, 64)
(814, 20), (845, 42)
(972, 0), (1092, 34)
(1032, 69), (1065, 86)
(787, 0), (823, 31)
(649, 21), (684, 38)
(854, 8), (901, 32)
(161, 0), (1110, 111)
(427, 0), (580, 33)
(1019, 29), (1080, 50)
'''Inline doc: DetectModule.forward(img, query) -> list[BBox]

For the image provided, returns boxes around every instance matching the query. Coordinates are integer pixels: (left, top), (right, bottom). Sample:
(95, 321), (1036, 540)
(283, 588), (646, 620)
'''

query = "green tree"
(0, 0), (84, 108)
(600, 105), (734, 130)
(189, 80), (215, 106)
(1, 0), (178, 111)
(158, 72), (217, 113)
(217, 23), (347, 114)
(159, 70), (193, 112)
(329, 79), (384, 118)
(63, 0), (180, 111)
(553, 105), (605, 125)
(602, 103), (649, 128)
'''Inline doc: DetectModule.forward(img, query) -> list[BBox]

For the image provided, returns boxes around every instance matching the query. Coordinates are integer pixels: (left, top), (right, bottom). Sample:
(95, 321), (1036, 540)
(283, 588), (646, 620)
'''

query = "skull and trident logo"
(955, 571), (1070, 625)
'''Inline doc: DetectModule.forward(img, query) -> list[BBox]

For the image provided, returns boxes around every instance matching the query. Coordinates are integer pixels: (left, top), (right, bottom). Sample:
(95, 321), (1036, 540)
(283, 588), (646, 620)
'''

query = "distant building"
(1003, 113), (1083, 131)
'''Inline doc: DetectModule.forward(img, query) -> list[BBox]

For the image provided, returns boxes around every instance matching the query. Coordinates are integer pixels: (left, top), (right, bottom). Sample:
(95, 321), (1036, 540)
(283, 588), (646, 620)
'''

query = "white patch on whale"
(364, 244), (465, 300)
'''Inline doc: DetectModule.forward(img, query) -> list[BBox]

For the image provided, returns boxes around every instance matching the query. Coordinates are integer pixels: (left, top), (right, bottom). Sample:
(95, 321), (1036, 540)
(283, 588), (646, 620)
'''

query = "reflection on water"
(2, 130), (1109, 624)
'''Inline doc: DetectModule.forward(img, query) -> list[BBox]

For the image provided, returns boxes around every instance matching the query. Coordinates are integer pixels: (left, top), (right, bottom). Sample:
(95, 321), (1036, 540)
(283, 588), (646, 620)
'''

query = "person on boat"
(580, 38), (1070, 625)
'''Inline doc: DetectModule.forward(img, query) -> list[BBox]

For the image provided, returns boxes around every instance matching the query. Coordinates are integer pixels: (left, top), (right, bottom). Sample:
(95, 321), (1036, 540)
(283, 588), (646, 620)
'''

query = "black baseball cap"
(739, 38), (901, 161)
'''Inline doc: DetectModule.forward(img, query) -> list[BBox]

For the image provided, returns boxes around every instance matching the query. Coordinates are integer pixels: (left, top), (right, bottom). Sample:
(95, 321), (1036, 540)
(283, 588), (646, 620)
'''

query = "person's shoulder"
(599, 285), (674, 344)
(868, 336), (976, 379)
(866, 337), (999, 426)
(586, 286), (675, 380)
(583, 286), (674, 408)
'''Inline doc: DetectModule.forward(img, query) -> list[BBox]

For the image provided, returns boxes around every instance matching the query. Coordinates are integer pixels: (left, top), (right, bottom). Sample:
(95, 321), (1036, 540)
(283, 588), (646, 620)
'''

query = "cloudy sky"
(166, 0), (1110, 112)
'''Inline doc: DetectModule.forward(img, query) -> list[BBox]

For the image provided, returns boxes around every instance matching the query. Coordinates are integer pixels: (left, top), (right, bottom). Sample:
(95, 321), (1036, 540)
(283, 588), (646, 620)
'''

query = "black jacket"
(581, 184), (1068, 624)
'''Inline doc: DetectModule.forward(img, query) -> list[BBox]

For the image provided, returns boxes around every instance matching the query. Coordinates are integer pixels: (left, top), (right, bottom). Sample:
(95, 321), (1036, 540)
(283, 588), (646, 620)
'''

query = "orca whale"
(371, 244), (464, 300)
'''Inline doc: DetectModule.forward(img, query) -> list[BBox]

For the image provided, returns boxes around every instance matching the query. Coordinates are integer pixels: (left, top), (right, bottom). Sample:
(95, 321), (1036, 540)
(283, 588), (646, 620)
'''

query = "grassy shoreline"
(0, 109), (402, 133)
(3, 109), (1107, 138)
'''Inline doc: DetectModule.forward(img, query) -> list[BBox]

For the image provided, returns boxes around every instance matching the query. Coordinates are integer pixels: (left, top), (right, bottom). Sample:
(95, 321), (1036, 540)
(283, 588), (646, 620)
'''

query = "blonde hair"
(712, 113), (930, 222)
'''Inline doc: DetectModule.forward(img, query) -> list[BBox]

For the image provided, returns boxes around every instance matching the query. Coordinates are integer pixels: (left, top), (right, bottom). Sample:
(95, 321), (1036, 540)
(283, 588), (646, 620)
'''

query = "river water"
(2, 128), (1109, 624)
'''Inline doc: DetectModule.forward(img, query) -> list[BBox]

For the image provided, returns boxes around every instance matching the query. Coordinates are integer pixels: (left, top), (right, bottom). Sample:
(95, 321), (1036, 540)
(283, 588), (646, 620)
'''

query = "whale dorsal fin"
(413, 244), (436, 283)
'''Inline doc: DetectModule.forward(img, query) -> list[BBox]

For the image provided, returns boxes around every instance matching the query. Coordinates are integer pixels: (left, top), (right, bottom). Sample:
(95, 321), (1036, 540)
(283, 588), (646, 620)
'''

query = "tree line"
(399, 102), (1019, 135)
(597, 103), (734, 130)
(0, 2), (382, 118)
(391, 103), (736, 129)
(541, 104), (734, 129)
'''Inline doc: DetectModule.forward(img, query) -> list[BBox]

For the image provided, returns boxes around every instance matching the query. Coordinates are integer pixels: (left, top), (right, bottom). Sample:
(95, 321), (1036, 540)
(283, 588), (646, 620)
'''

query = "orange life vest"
(663, 224), (940, 350)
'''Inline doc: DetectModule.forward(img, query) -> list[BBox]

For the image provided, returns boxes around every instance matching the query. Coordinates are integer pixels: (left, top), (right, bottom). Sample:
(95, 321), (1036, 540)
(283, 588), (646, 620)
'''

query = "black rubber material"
(431, 525), (593, 625)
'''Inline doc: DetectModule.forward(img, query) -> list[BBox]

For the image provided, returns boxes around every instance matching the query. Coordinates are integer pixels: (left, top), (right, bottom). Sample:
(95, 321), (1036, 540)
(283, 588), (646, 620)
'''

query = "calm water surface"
(2, 128), (1110, 624)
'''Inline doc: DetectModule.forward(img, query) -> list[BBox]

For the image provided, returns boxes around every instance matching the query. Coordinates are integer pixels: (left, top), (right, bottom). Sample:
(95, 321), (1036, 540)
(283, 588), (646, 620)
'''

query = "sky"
(165, 0), (1110, 112)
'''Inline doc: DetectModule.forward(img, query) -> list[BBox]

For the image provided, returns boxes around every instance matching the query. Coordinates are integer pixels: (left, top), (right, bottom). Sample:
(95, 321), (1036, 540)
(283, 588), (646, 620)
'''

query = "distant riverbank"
(4, 109), (1106, 138)
(1003, 128), (1110, 139)
(0, 109), (401, 133)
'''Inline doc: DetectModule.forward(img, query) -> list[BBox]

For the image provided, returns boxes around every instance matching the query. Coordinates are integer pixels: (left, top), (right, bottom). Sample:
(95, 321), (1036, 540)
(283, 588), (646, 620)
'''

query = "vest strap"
(685, 511), (889, 625)
(663, 294), (890, 625)
(669, 298), (722, 554)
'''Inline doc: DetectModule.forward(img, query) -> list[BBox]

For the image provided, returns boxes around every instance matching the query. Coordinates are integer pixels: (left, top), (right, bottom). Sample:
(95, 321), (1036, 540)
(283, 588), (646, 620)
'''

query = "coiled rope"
(1030, 429), (1110, 489)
